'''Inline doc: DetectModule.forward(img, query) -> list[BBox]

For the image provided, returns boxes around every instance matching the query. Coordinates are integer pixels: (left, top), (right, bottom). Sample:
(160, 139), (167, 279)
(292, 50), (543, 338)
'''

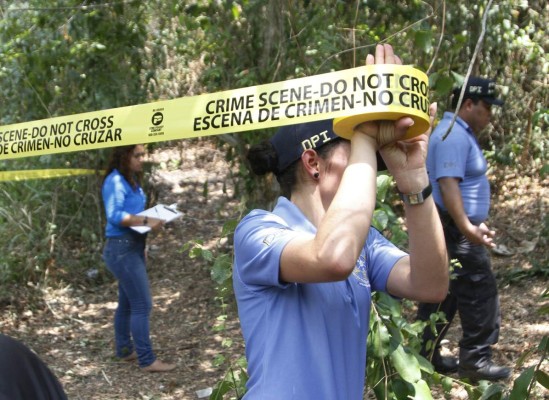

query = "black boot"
(421, 349), (459, 373)
(431, 352), (459, 373)
(459, 362), (511, 382)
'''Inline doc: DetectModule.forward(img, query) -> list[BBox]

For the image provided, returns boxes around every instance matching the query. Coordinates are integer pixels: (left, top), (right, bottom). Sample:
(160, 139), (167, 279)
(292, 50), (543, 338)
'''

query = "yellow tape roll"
(333, 65), (430, 140)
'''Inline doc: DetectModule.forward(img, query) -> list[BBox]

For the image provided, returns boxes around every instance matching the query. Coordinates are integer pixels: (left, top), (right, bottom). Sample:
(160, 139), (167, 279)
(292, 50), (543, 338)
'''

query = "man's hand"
(464, 222), (496, 248)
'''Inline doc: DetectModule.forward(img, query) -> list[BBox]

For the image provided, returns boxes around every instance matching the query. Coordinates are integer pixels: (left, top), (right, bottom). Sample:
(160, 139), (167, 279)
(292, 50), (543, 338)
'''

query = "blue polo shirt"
(427, 112), (490, 223)
(102, 169), (146, 237)
(233, 197), (405, 400)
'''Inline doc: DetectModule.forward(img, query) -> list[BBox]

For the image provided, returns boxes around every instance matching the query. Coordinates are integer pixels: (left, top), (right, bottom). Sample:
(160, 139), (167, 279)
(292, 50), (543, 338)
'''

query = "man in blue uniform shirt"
(417, 77), (511, 381)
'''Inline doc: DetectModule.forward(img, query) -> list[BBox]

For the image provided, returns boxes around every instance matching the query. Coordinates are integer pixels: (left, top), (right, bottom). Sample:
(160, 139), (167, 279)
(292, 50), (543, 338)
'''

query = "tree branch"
(442, 0), (494, 140)
(426, 0), (446, 75)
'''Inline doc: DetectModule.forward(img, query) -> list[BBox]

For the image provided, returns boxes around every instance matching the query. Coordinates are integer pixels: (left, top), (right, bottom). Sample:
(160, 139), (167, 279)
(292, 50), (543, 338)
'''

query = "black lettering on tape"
(50, 122), (73, 136)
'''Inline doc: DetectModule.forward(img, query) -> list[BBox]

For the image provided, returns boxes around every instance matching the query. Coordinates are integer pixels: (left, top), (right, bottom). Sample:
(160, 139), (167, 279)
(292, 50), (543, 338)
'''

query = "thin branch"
(101, 369), (112, 386)
(315, 1), (435, 73)
(442, 0), (494, 140)
(5, 0), (139, 12)
(22, 75), (52, 118)
(284, 1), (312, 76)
(526, 340), (548, 398)
(426, 0), (446, 75)
(352, 0), (360, 67)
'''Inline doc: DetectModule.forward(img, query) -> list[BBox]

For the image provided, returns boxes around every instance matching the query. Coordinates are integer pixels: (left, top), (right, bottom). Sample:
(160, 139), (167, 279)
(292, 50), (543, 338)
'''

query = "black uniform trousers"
(416, 212), (501, 369)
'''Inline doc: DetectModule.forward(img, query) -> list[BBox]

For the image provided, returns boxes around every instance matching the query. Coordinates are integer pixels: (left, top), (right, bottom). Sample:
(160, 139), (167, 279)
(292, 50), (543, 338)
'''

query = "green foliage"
(209, 355), (248, 400)
(373, 173), (409, 248)
(498, 259), (549, 285)
(368, 295), (549, 400)
(0, 174), (103, 285)
(181, 214), (248, 400)
(0, 1), (149, 286)
(538, 288), (549, 316)
(0, 0), (546, 398)
(367, 292), (441, 399)
(0, 1), (147, 122)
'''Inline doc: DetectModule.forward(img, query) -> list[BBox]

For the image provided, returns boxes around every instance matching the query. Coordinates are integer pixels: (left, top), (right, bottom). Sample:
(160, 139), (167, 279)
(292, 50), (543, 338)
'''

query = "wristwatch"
(398, 183), (432, 205)
(143, 216), (148, 225)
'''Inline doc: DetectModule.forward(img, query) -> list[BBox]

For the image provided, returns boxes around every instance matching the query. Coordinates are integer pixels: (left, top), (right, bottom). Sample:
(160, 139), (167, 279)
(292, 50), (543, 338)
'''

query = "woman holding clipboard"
(101, 144), (175, 372)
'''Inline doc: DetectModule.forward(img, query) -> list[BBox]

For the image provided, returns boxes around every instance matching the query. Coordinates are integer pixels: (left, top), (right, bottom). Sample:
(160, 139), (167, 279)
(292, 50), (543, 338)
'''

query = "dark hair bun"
(247, 140), (279, 175)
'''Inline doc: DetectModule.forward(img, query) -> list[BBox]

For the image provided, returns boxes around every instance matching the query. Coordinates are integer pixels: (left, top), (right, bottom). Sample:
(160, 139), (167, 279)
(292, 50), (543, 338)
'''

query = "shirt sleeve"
(431, 132), (470, 181)
(234, 210), (302, 289)
(102, 174), (130, 226)
(366, 228), (407, 292)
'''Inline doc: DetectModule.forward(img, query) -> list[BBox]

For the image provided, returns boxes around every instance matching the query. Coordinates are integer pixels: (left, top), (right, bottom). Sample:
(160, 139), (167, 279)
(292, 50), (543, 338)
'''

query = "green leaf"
(389, 344), (421, 384)
(235, 356), (248, 369)
(417, 353), (434, 374)
(535, 369), (549, 390)
(414, 30), (432, 53)
(441, 377), (453, 393)
(479, 383), (504, 400)
(210, 379), (232, 399)
(538, 335), (549, 352)
(509, 366), (535, 400)
(371, 320), (391, 358)
(392, 378), (413, 399)
(188, 246), (203, 259)
(221, 218), (238, 237)
(532, 108), (549, 126)
(450, 71), (464, 87)
(428, 72), (439, 89)
(212, 354), (226, 367)
(202, 248), (215, 262)
(211, 254), (232, 284)
(372, 209), (389, 231)
(434, 75), (454, 96)
(376, 174), (393, 201)
(411, 379), (433, 399)
(515, 347), (536, 368)
(231, 4), (241, 19)
(379, 292), (402, 318)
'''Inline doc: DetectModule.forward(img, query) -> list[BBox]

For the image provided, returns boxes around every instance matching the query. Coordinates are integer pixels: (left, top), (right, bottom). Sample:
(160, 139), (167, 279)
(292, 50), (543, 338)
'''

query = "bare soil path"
(0, 141), (547, 399)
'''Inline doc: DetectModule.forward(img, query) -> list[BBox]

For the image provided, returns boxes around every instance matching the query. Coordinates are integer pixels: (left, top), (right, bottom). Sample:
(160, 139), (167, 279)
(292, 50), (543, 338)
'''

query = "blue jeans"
(103, 232), (156, 367)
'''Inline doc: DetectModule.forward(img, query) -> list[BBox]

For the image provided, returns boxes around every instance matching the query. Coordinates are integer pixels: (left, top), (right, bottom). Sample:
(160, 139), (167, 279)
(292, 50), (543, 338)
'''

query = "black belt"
(106, 231), (146, 244)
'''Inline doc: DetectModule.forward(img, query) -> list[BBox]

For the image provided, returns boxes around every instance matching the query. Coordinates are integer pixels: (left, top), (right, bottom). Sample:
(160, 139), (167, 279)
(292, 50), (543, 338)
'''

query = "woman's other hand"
(380, 102), (436, 194)
(147, 217), (165, 233)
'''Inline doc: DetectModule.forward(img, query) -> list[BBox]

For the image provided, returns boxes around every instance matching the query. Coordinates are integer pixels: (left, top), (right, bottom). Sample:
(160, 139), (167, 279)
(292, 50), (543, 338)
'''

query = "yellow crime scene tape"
(0, 168), (96, 182)
(0, 64), (429, 181)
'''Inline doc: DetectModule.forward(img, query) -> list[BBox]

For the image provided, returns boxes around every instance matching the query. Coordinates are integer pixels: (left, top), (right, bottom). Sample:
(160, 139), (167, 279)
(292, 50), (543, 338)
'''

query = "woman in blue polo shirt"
(233, 44), (449, 399)
(102, 144), (174, 372)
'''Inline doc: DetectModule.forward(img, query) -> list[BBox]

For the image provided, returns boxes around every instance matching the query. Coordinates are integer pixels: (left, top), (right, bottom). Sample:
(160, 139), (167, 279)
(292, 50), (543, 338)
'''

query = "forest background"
(0, 1), (547, 399)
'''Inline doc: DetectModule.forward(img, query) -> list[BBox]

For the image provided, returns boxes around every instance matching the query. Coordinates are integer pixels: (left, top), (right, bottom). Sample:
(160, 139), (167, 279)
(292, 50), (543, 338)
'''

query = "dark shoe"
(459, 362), (511, 382)
(432, 355), (459, 373)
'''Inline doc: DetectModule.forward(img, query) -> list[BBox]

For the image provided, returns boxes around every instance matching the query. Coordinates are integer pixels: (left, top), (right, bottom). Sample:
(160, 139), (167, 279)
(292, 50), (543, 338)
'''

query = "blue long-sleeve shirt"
(102, 169), (146, 237)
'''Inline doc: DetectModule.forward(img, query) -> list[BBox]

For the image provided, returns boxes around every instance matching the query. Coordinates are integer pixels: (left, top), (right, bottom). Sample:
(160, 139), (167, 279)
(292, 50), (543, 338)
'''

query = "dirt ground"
(0, 140), (547, 399)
